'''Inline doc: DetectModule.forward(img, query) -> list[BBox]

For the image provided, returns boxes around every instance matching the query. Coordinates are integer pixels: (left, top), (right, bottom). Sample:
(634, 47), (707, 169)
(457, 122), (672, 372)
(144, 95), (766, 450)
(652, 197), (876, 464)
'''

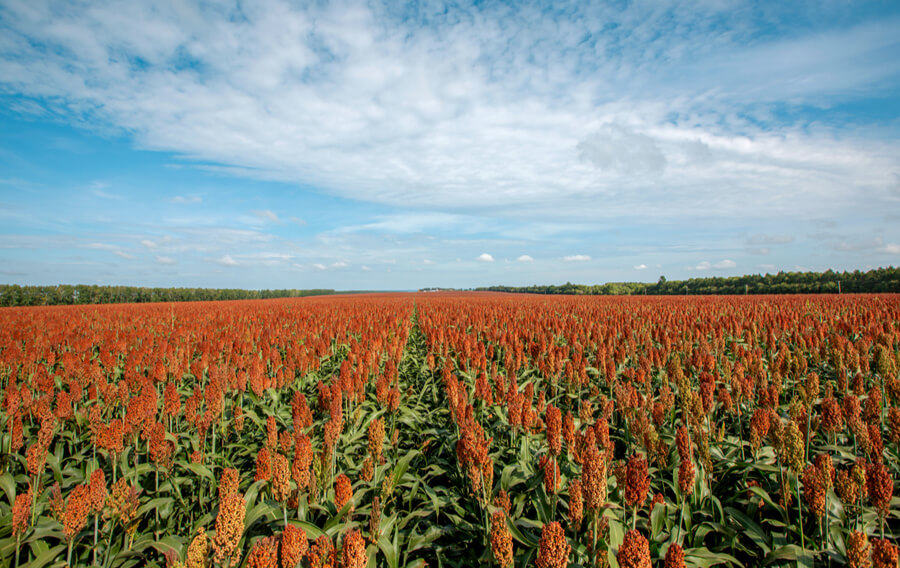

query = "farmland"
(0, 293), (898, 568)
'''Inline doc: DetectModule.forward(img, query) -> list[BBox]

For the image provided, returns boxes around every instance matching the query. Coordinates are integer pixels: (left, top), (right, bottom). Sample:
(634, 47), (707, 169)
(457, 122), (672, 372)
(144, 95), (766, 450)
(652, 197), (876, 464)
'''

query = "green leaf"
(725, 506), (771, 555)
(0, 473), (16, 506)
(378, 528), (399, 568)
(392, 450), (420, 489)
(651, 503), (666, 541)
(507, 519), (539, 548)
(183, 463), (215, 482)
(607, 513), (624, 568)
(763, 544), (807, 566)
(24, 543), (66, 568)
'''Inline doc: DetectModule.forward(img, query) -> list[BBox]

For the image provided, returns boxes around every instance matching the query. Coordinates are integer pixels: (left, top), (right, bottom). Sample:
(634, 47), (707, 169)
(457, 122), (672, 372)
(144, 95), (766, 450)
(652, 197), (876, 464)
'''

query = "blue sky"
(1, 0), (899, 290)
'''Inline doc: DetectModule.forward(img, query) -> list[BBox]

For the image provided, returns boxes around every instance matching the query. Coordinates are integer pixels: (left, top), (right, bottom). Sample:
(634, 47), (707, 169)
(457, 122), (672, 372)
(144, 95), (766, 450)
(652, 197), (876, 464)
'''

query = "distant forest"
(2, 266), (898, 307)
(477, 266), (900, 296)
(0, 285), (336, 307)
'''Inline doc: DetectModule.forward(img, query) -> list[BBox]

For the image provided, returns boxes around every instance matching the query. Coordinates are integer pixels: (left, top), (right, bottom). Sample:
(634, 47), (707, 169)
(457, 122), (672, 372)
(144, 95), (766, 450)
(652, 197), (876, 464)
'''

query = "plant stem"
(805, 407), (811, 463)
(30, 473), (38, 526)
(796, 474), (805, 550)
(103, 522), (115, 567)
(94, 514), (99, 566)
(155, 467), (160, 539)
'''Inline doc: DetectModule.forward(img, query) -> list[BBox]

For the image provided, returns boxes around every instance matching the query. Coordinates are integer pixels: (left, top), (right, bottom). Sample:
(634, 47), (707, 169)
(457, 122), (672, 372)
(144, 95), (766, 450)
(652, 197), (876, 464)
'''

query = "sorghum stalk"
(30, 474), (38, 526)
(796, 474), (805, 550)
(154, 468), (160, 539)
(805, 409), (811, 464)
(93, 515), (99, 566)
(103, 521), (115, 567)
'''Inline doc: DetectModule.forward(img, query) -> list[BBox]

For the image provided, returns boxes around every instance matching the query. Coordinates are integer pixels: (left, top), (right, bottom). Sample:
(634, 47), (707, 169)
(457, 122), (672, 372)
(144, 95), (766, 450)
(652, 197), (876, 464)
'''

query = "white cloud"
(216, 254), (238, 266)
(578, 123), (666, 175)
(747, 234), (794, 246)
(563, 255), (591, 262)
(140, 239), (157, 248)
(252, 210), (280, 223)
(882, 243), (900, 254)
(714, 259), (736, 269)
(634, 264), (647, 270)
(113, 250), (134, 259)
(88, 181), (122, 200)
(423, 259), (435, 265)
(331, 261), (348, 268)
(2, 0), (897, 229)
(517, 255), (534, 262)
(695, 261), (712, 270)
(92, 189), (122, 200)
(477, 253), (495, 262)
(85, 243), (117, 251)
(172, 195), (202, 204)
(312, 263), (327, 270)
(156, 255), (176, 265)
(290, 217), (307, 226)
(361, 265), (372, 271)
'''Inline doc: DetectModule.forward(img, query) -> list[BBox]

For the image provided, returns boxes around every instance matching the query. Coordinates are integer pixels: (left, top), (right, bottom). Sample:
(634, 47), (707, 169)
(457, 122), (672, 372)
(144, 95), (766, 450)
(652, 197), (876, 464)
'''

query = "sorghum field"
(0, 293), (898, 568)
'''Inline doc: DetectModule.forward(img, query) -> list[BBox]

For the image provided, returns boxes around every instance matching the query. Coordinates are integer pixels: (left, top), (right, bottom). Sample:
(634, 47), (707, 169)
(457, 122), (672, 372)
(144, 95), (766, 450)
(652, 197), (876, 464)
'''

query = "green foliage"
(477, 266), (900, 295)
(0, 285), (336, 307)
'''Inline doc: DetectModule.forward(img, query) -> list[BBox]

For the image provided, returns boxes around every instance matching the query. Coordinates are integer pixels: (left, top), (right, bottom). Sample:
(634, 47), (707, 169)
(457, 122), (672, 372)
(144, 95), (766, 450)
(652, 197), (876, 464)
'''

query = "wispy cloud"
(92, 189), (122, 200)
(2, 0), (896, 227)
(172, 195), (202, 204)
(0, 1), (898, 288)
(156, 255), (176, 265)
(88, 181), (122, 200)
(252, 210), (280, 223)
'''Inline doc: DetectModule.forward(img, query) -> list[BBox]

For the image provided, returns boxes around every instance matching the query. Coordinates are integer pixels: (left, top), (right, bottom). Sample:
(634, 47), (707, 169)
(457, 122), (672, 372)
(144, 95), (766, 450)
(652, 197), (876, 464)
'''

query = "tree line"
(477, 266), (900, 296)
(0, 285), (336, 307)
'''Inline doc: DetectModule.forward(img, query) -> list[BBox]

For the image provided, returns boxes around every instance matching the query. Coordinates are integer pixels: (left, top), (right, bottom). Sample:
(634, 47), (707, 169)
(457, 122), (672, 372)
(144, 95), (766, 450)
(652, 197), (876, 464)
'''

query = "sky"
(1, 0), (899, 291)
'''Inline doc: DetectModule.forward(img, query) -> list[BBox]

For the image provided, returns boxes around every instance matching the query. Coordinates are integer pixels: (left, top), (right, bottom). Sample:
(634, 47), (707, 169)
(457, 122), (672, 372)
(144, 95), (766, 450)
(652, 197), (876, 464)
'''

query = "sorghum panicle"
(490, 510), (514, 568)
(335, 473), (353, 512)
(213, 492), (246, 566)
(281, 524), (309, 568)
(872, 538), (899, 568)
(535, 522), (570, 568)
(664, 542), (686, 568)
(341, 529), (367, 568)
(846, 530), (872, 568)
(617, 529), (652, 568)
(246, 535), (278, 568)
(625, 454), (650, 508)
